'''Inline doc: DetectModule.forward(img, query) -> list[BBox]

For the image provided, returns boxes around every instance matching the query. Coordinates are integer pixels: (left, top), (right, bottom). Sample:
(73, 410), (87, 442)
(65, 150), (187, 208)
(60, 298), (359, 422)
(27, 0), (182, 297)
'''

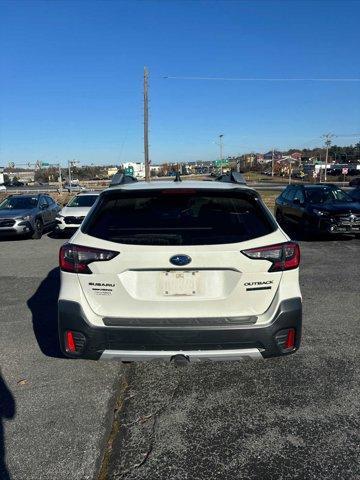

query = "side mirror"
(293, 198), (301, 205)
(40, 203), (48, 210)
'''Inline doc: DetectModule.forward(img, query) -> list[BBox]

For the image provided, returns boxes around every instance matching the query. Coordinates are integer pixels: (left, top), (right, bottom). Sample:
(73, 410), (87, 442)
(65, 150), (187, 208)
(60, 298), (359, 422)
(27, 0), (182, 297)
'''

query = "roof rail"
(174, 172), (182, 182)
(215, 171), (246, 185)
(109, 173), (138, 187)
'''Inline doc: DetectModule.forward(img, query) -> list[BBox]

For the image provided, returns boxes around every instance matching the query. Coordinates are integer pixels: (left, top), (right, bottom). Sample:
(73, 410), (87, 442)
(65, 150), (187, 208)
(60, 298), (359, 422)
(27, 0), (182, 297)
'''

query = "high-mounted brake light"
(241, 242), (300, 272)
(59, 244), (119, 274)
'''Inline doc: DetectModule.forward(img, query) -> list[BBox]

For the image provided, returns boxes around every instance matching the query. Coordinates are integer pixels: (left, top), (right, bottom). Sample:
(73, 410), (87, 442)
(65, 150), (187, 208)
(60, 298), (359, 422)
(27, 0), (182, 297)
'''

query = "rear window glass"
(305, 186), (353, 203)
(68, 195), (98, 207)
(83, 189), (276, 245)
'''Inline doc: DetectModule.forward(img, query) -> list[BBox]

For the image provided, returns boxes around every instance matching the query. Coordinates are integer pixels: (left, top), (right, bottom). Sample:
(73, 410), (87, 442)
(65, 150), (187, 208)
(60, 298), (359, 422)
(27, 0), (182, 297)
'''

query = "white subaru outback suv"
(55, 192), (100, 235)
(58, 173), (301, 361)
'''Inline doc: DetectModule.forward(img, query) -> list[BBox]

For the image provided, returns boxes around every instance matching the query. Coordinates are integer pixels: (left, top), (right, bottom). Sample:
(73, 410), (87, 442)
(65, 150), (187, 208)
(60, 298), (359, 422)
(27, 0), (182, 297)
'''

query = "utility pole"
(288, 160), (292, 184)
(68, 160), (72, 186)
(67, 159), (78, 189)
(321, 133), (334, 182)
(144, 66), (150, 182)
(219, 134), (224, 174)
(271, 148), (275, 177)
(58, 164), (62, 191)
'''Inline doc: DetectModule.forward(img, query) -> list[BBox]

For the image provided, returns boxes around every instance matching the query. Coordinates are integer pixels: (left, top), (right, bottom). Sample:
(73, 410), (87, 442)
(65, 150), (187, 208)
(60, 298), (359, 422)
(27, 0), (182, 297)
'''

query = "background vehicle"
(55, 192), (100, 235)
(58, 177), (302, 361)
(349, 177), (360, 187)
(0, 194), (60, 239)
(275, 184), (360, 236)
(64, 183), (86, 192)
(0, 185), (6, 192)
(349, 187), (360, 202)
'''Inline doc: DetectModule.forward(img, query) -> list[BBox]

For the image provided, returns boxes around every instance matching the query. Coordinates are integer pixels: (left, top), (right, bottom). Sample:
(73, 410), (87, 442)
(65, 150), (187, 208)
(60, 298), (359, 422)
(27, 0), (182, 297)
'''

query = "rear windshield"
(67, 195), (98, 207)
(82, 189), (276, 245)
(305, 187), (353, 204)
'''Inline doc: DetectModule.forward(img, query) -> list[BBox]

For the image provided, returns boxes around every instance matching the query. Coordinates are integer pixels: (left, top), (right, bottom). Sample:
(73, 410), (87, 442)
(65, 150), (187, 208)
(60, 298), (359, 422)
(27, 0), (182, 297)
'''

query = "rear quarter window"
(82, 189), (277, 246)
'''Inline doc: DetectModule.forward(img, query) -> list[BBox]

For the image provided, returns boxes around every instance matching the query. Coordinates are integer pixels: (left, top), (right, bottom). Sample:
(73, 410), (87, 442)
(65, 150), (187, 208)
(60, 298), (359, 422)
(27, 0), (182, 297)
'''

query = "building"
(107, 167), (118, 178)
(121, 162), (145, 179)
(150, 165), (162, 175)
(9, 170), (35, 182)
(263, 150), (283, 161)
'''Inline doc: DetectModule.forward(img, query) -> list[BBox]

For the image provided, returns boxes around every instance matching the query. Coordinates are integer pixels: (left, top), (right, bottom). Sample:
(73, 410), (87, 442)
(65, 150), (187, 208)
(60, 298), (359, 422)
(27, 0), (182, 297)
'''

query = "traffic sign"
(215, 159), (229, 167)
(124, 166), (134, 175)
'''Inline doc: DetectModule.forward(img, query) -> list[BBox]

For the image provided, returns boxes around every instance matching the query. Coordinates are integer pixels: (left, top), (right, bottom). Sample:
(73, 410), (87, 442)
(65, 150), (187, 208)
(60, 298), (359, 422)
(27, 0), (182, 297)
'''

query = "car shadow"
(0, 372), (15, 480)
(27, 267), (64, 358)
(47, 231), (73, 240)
(0, 236), (28, 242)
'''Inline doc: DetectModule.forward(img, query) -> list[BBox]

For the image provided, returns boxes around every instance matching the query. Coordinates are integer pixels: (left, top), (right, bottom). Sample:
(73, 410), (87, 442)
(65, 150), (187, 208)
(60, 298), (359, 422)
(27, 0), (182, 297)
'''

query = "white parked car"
(63, 183), (86, 192)
(55, 192), (100, 235)
(58, 174), (302, 362)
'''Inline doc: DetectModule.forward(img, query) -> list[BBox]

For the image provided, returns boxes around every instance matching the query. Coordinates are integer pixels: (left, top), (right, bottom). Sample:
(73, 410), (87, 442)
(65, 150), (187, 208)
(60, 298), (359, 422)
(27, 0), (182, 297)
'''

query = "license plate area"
(161, 270), (198, 296)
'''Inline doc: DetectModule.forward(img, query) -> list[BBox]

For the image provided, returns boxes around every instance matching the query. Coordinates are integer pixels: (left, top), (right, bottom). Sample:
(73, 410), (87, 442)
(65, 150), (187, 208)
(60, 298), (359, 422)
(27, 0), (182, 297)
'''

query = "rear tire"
(31, 218), (43, 239)
(275, 210), (284, 226)
(298, 218), (312, 240)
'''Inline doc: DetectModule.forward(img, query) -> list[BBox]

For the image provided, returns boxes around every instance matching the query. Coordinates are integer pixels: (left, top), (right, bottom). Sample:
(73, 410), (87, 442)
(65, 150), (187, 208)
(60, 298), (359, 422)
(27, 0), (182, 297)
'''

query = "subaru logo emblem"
(170, 254), (192, 266)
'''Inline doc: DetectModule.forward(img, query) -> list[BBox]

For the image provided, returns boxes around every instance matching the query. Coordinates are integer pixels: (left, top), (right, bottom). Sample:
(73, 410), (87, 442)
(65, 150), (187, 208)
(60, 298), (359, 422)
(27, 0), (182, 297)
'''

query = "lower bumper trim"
(100, 347), (263, 362)
(58, 297), (302, 360)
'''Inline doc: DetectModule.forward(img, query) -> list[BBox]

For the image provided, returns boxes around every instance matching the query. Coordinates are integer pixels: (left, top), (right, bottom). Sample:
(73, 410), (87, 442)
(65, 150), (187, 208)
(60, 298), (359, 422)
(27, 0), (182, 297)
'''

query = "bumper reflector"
(275, 328), (296, 353)
(284, 328), (295, 350)
(65, 331), (86, 354)
(65, 331), (76, 353)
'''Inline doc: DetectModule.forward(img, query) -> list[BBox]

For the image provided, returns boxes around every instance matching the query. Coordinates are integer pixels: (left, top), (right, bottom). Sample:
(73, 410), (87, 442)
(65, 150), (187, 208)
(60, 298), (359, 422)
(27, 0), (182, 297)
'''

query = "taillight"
(241, 242), (300, 272)
(59, 243), (119, 274)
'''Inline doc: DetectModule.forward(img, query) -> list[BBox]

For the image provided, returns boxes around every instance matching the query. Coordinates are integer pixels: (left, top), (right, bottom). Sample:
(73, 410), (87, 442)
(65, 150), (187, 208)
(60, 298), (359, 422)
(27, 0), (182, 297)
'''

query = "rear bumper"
(58, 298), (302, 361)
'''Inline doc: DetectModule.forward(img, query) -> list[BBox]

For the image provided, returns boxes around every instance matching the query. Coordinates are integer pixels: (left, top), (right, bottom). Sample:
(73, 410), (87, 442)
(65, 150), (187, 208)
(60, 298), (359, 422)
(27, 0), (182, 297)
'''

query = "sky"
(0, 0), (359, 166)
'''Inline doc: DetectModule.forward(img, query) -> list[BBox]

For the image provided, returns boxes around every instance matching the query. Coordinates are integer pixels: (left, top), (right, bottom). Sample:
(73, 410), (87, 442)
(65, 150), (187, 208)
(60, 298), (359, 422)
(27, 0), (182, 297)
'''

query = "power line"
(144, 66), (150, 182)
(333, 133), (360, 138)
(163, 76), (360, 82)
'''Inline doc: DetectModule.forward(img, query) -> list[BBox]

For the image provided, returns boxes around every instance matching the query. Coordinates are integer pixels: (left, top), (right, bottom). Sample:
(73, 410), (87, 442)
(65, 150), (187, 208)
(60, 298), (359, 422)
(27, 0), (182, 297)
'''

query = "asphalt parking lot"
(0, 236), (123, 480)
(0, 234), (359, 480)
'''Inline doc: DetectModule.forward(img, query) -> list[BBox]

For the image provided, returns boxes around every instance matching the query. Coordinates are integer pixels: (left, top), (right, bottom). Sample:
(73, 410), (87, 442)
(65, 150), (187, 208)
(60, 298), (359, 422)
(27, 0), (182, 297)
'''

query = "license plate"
(161, 271), (198, 296)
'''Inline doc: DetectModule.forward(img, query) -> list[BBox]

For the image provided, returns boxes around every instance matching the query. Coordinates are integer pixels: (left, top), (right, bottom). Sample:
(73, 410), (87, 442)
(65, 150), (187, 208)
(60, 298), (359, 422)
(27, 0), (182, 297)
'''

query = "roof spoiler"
(215, 171), (247, 185)
(109, 173), (138, 187)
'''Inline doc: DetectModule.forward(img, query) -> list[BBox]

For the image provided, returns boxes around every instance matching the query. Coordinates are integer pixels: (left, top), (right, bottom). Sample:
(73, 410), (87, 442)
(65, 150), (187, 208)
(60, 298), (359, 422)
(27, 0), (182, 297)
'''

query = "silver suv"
(0, 194), (61, 239)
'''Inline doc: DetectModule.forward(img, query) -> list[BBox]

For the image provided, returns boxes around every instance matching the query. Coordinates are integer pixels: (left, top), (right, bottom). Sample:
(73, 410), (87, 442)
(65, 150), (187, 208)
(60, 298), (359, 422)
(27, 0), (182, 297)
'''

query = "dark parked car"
(0, 194), (61, 239)
(275, 184), (360, 236)
(349, 177), (360, 187)
(349, 187), (360, 202)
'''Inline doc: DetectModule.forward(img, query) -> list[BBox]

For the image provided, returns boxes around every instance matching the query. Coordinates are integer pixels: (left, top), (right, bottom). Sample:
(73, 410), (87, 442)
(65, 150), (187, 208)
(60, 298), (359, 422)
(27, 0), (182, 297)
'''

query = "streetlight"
(321, 133), (334, 182)
(215, 134), (224, 174)
(68, 159), (79, 189)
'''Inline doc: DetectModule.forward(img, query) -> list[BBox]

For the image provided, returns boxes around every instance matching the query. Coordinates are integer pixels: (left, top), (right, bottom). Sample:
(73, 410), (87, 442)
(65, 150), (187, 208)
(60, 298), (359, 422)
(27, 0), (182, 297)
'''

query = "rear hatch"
(76, 186), (286, 319)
